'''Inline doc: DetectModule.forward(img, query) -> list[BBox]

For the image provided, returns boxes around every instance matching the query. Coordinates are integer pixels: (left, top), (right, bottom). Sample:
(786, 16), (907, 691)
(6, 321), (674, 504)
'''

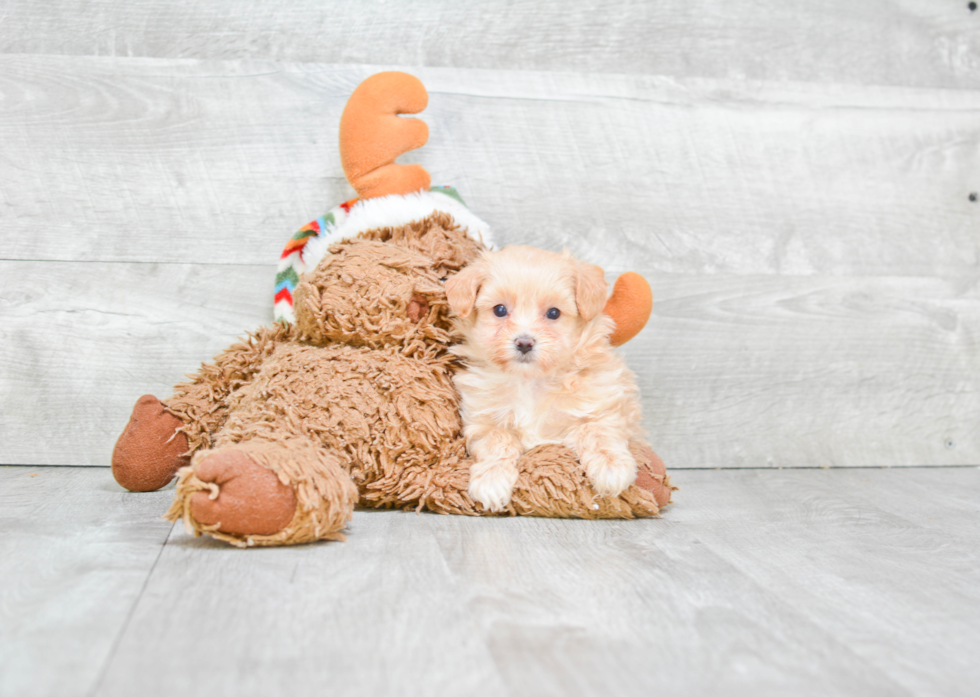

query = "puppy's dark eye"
(546, 307), (561, 320)
(493, 304), (508, 318)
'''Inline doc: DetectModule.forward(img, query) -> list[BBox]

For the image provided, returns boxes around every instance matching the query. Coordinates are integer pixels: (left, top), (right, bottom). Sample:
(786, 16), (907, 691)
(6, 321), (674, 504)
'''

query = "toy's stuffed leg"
(164, 324), (292, 454)
(110, 325), (292, 492)
(112, 395), (191, 492)
(164, 438), (358, 547)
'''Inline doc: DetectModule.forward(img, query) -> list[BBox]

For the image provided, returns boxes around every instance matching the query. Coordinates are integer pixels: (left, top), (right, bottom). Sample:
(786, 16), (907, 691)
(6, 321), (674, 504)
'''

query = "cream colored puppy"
(446, 245), (643, 512)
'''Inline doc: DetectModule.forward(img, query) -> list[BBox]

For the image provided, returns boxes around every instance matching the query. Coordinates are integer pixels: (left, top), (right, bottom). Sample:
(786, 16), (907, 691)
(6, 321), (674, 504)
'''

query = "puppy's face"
(446, 245), (607, 376)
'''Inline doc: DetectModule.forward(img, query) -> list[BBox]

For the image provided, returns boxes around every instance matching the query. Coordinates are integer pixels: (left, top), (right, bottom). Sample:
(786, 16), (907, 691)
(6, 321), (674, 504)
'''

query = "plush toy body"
(111, 73), (672, 547)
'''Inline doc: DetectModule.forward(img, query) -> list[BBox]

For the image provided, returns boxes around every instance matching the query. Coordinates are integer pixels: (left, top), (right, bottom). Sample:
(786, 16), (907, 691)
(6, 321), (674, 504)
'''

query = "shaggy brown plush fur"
(166, 324), (293, 455)
(134, 212), (673, 547)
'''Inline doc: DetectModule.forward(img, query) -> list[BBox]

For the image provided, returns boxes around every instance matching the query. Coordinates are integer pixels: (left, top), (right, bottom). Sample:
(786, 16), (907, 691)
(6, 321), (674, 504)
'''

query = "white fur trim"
(302, 190), (493, 272)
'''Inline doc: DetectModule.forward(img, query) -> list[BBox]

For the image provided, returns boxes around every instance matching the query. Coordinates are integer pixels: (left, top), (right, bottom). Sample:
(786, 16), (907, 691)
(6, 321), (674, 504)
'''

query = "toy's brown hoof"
(634, 447), (672, 509)
(189, 450), (297, 536)
(112, 395), (190, 492)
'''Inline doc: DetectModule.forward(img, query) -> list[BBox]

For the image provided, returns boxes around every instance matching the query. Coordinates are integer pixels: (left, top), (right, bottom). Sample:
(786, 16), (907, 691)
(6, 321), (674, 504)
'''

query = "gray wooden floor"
(2, 465), (978, 697)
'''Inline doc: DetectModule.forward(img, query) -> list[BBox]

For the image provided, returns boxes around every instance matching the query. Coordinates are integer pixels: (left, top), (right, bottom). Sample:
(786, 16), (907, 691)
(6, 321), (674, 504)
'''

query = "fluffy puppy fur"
(446, 245), (643, 512)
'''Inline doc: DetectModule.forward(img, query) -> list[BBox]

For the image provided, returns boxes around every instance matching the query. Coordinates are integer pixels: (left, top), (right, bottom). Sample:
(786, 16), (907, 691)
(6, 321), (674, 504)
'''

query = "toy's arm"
(604, 272), (653, 346)
(339, 71), (431, 199)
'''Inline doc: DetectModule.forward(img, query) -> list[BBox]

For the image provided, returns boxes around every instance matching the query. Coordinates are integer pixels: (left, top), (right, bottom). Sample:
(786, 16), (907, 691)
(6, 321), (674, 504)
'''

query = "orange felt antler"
(604, 272), (653, 346)
(339, 72), (431, 200)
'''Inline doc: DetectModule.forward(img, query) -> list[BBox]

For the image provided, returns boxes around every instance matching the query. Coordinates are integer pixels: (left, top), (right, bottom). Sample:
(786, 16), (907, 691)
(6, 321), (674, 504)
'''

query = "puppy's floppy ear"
(575, 262), (608, 321)
(445, 260), (486, 319)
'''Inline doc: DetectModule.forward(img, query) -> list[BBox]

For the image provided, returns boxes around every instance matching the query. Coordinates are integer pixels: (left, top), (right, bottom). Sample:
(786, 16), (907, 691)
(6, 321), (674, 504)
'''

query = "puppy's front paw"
(583, 450), (638, 498)
(468, 458), (519, 512)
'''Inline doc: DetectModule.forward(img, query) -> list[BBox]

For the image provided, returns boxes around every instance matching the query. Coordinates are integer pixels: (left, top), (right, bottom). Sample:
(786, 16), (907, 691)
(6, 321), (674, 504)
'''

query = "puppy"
(446, 245), (643, 512)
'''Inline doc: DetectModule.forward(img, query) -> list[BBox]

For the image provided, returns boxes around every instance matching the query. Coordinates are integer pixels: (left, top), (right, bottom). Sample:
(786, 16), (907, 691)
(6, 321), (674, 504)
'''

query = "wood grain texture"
(671, 467), (980, 696)
(1, 56), (977, 276)
(0, 260), (273, 466)
(1, 31), (978, 470)
(0, 0), (977, 89)
(628, 273), (980, 468)
(0, 467), (174, 697)
(97, 508), (509, 697)
(3, 261), (977, 468)
(4, 466), (971, 697)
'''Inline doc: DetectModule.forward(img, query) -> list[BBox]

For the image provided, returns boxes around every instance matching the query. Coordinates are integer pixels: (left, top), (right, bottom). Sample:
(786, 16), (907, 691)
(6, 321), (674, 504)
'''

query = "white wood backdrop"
(0, 1), (978, 468)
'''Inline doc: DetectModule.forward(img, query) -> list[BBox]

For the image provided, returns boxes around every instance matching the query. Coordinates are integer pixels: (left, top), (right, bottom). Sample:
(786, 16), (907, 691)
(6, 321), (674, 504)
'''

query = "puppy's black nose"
(515, 336), (535, 355)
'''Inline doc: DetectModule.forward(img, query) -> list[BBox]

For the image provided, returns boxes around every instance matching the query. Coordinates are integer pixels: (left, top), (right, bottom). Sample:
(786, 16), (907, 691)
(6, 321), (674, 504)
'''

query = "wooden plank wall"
(1, 1), (977, 468)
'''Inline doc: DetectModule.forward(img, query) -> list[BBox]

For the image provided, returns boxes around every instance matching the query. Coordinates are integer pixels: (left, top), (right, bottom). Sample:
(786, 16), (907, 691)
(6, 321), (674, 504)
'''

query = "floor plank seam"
(85, 520), (176, 697)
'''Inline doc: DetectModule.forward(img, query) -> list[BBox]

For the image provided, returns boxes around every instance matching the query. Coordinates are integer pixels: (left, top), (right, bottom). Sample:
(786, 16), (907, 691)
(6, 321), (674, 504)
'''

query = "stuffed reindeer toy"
(111, 72), (672, 547)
